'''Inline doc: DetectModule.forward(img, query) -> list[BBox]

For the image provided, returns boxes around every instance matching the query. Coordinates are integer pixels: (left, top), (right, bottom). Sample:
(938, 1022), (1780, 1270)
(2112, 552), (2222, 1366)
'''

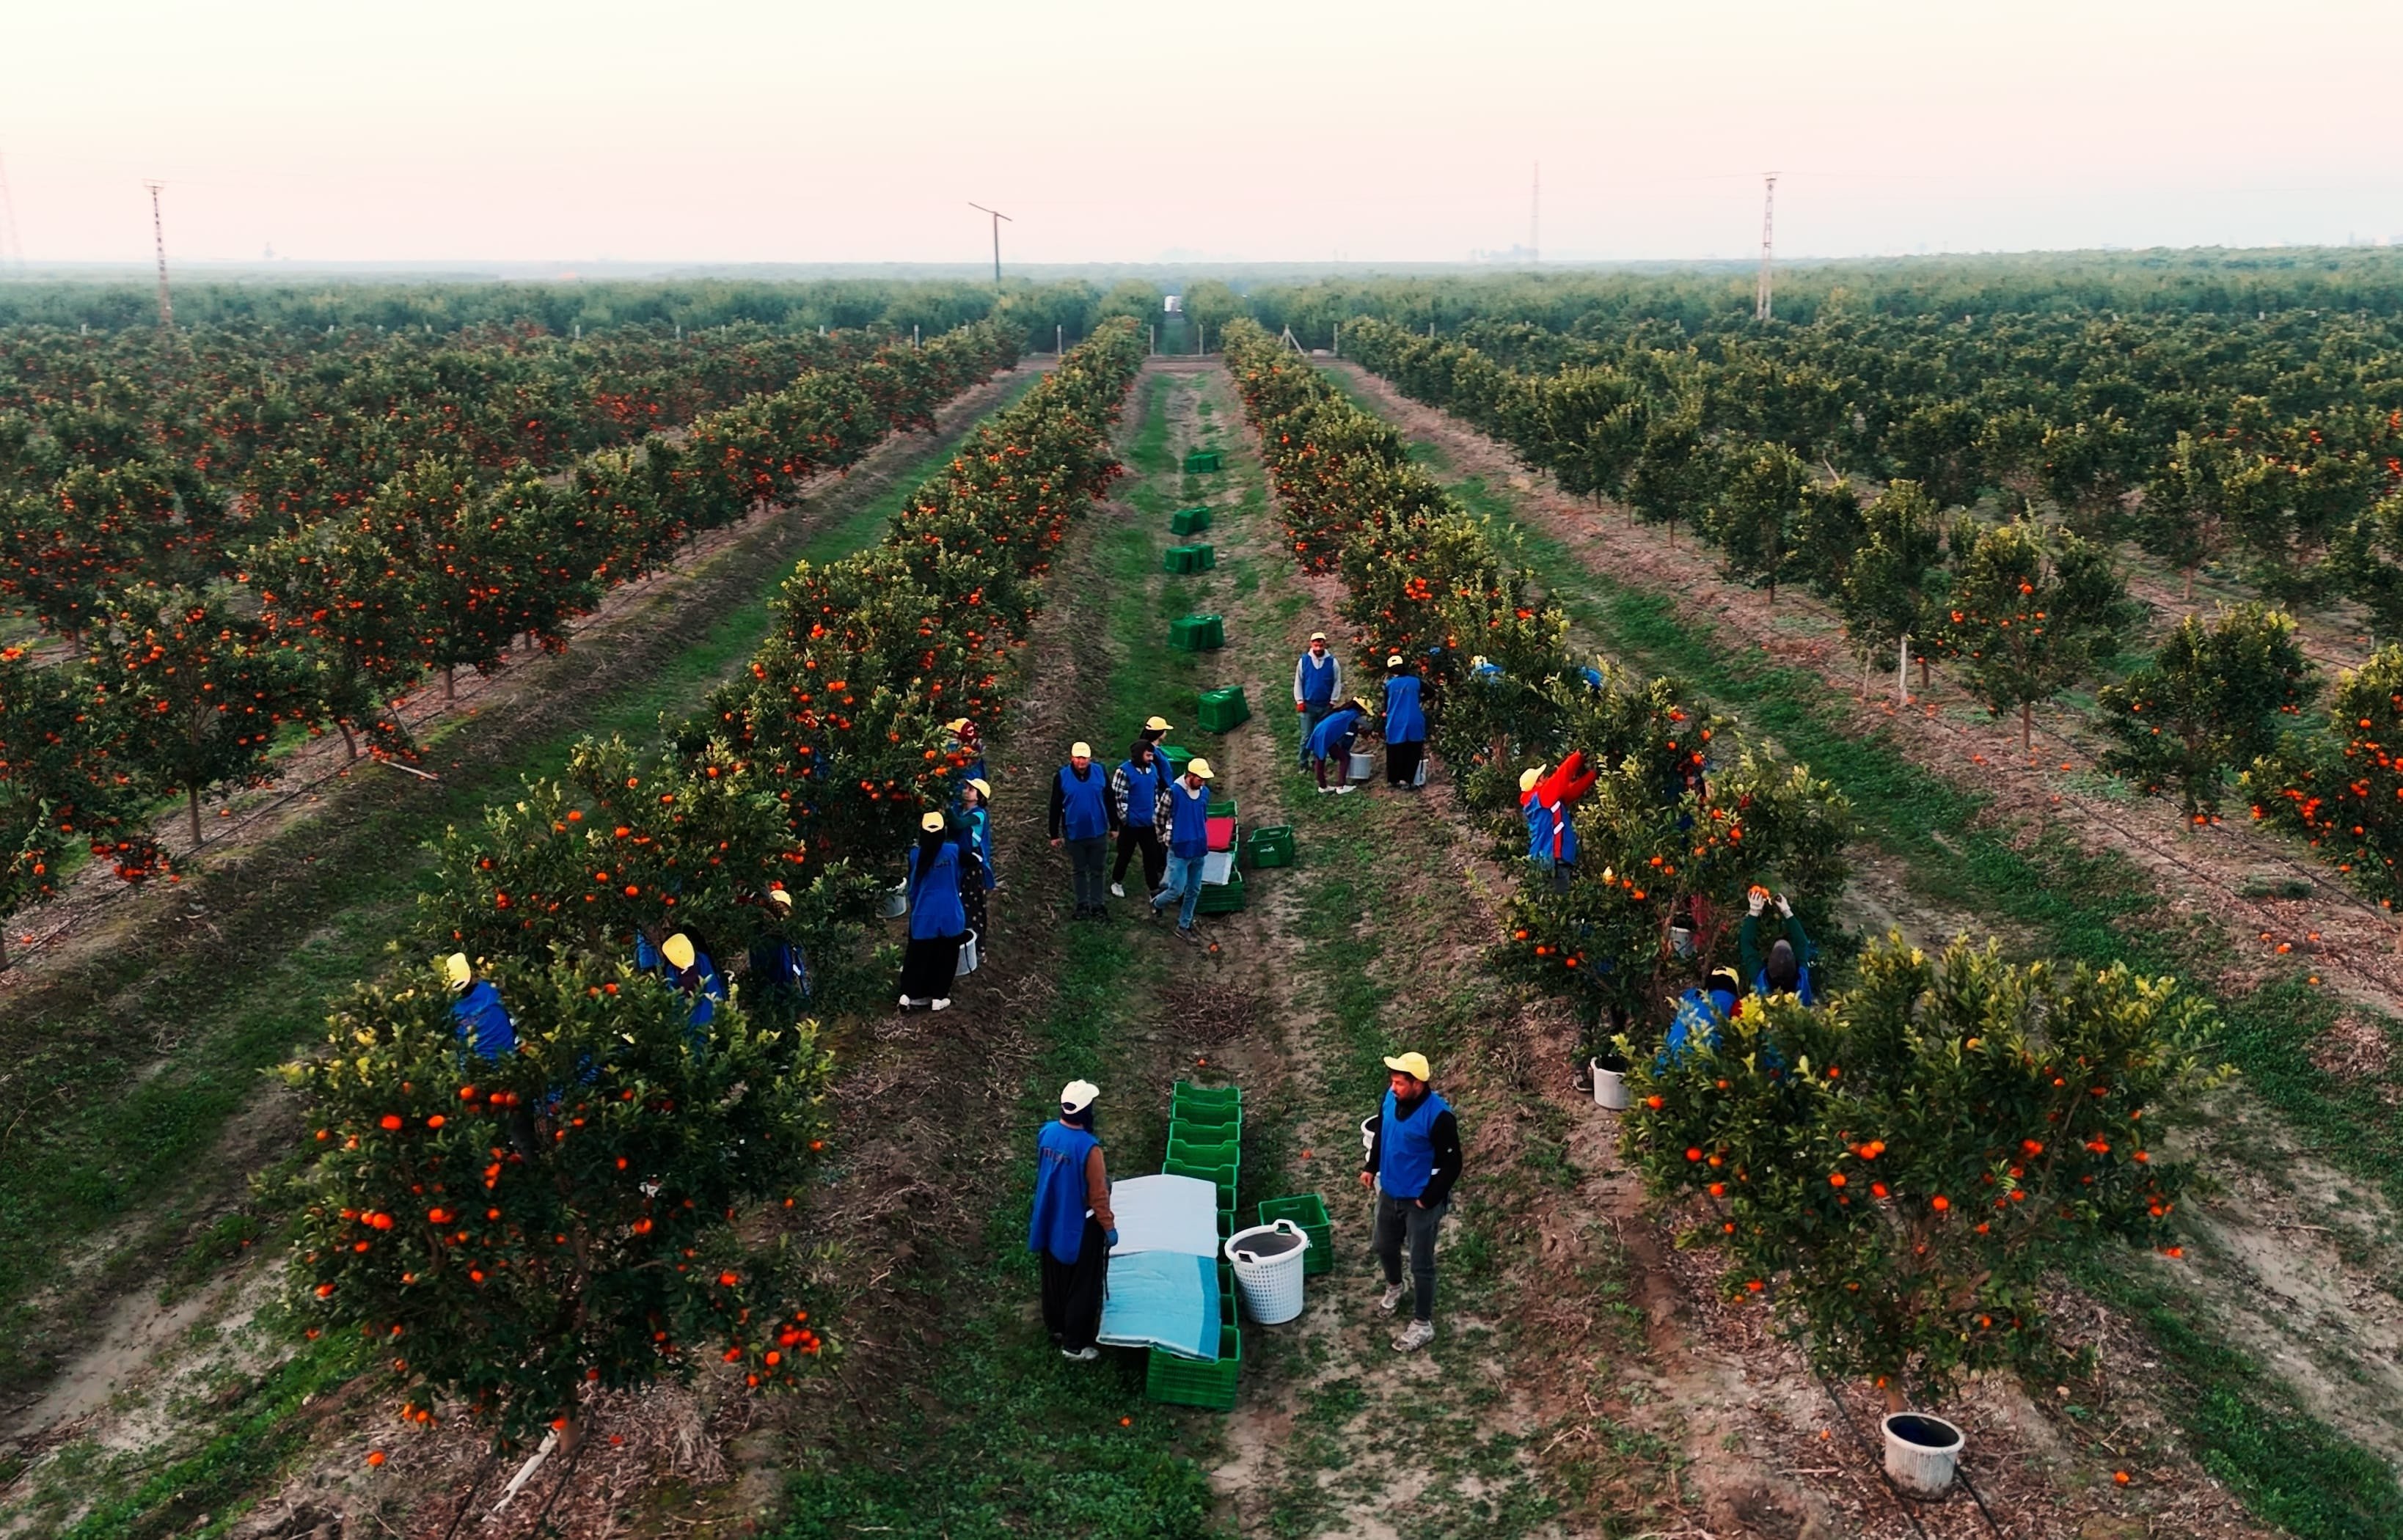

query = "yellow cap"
(1186, 758), (1215, 780)
(1383, 1051), (1433, 1082)
(945, 718), (972, 733)
(662, 933), (697, 970)
(966, 777), (991, 797)
(1070, 741), (1092, 759)
(1387, 653), (1405, 667)
(921, 810), (947, 832)
(442, 952), (472, 990)
(1471, 655), (1488, 668)
(767, 887), (793, 912)
(1519, 766), (1544, 793)
(1309, 631), (1328, 643)
(1145, 716), (1172, 732)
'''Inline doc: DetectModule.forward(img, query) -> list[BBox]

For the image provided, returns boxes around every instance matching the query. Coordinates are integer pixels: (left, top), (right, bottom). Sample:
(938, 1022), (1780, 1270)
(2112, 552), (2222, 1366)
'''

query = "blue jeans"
(1152, 851), (1207, 929)
(1298, 702), (1332, 766)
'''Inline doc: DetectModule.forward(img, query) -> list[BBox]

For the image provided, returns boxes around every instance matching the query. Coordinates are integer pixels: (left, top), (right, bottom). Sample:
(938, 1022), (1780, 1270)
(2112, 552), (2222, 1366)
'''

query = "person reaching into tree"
(899, 811), (967, 1012)
(1521, 752), (1597, 890)
(744, 887), (811, 1030)
(1740, 887), (1816, 1005)
(957, 779), (996, 950)
(444, 952), (516, 1061)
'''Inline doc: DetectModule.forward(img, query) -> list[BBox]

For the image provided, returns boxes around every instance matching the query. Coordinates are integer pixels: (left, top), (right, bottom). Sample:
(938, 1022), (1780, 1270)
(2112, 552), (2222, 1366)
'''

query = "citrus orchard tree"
(287, 953), (830, 1445)
(1623, 935), (2223, 1407)
(0, 649), (160, 967)
(2097, 604), (2314, 820)
(2248, 644), (2403, 911)
(1941, 519), (2137, 755)
(1832, 480), (1946, 695)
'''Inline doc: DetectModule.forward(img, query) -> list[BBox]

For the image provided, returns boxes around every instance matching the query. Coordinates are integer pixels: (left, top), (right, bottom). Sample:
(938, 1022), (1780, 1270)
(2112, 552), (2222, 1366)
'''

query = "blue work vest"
(1166, 780), (1212, 859)
(1754, 965), (1818, 1007)
(1306, 706), (1364, 761)
(1119, 758), (1163, 827)
(452, 981), (516, 1060)
(1378, 1089), (1451, 1201)
(1382, 675), (1426, 745)
(1056, 765), (1110, 840)
(907, 840), (967, 939)
(965, 807), (997, 888)
(1028, 1120), (1101, 1263)
(1298, 651), (1339, 706)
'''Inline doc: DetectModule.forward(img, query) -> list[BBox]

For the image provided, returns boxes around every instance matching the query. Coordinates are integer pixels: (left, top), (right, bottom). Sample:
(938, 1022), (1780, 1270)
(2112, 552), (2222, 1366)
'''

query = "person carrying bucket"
(1359, 1050), (1460, 1353)
(1029, 1079), (1117, 1361)
(1306, 697), (1372, 795)
(1293, 631), (1343, 768)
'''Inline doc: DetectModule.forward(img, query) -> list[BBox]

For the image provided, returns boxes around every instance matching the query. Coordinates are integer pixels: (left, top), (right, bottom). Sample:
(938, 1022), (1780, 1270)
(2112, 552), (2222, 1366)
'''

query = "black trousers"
(1111, 824), (1166, 890)
(1040, 1217), (1110, 1351)
(898, 934), (962, 1002)
(1386, 741), (1424, 786)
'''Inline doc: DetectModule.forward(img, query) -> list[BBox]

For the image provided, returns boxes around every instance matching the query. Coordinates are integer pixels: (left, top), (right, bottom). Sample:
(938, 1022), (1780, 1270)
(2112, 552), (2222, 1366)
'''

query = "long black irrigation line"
(1807, 1360), (2010, 1540)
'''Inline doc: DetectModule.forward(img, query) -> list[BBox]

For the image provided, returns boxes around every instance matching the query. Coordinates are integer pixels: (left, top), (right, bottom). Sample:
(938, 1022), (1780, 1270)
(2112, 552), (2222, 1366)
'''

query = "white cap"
(1309, 631), (1328, 643)
(1387, 653), (1405, 667)
(442, 952), (472, 990)
(767, 887), (793, 912)
(1061, 1079), (1100, 1113)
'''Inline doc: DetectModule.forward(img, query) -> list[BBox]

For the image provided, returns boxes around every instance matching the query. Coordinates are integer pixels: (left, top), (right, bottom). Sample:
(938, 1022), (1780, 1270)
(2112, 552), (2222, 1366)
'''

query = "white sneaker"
(896, 994), (913, 1009)
(1317, 786), (1338, 796)
(930, 998), (952, 1012)
(1061, 1346), (1099, 1363)
(1394, 1319), (1435, 1352)
(1111, 882), (1126, 898)
(1336, 785), (1358, 796)
(1378, 1284), (1405, 1315)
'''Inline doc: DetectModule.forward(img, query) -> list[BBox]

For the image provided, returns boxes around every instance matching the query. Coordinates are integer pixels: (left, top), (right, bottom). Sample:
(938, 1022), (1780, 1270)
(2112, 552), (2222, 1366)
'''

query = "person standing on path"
(1109, 738), (1171, 900)
(899, 811), (966, 1011)
(1293, 631), (1342, 769)
(957, 778), (997, 951)
(1380, 654), (1427, 788)
(1138, 714), (1174, 760)
(1147, 756), (1215, 944)
(1306, 698), (1372, 794)
(1030, 1079), (1118, 1361)
(1360, 1050), (1460, 1353)
(1048, 741), (1119, 921)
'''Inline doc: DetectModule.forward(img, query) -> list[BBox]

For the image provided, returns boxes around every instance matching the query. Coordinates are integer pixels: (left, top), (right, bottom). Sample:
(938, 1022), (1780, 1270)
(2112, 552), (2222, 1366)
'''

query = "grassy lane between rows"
(1, 373), (1046, 1526)
(1320, 369), (2403, 1539)
(769, 370), (1223, 1537)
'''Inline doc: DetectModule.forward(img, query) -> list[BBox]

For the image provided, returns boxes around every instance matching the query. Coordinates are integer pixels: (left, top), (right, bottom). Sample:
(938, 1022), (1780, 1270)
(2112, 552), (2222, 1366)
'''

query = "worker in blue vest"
(943, 717), (987, 796)
(1380, 654), (1427, 788)
(744, 887), (811, 1030)
(899, 810), (967, 1011)
(1048, 741), (1119, 921)
(1147, 756), (1215, 944)
(1292, 631), (1343, 769)
(637, 931), (725, 1041)
(1028, 1079), (1117, 1361)
(1360, 1051), (1460, 1353)
(445, 952), (516, 1060)
(1741, 887), (1817, 1004)
(956, 778), (996, 951)
(1109, 738), (1171, 901)
(1306, 697), (1372, 795)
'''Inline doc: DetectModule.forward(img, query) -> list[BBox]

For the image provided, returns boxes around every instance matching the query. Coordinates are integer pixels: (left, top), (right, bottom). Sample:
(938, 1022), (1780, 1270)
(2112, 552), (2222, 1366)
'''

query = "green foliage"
(1704, 441), (1809, 602)
(1832, 480), (1946, 677)
(1939, 520), (2137, 752)
(2248, 643), (2403, 906)
(2097, 604), (2314, 818)
(286, 953), (829, 1442)
(1624, 935), (2225, 1404)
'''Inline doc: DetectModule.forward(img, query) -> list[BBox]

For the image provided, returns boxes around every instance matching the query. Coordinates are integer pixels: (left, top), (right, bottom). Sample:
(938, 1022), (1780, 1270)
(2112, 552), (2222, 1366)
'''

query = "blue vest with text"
(1028, 1120), (1101, 1263)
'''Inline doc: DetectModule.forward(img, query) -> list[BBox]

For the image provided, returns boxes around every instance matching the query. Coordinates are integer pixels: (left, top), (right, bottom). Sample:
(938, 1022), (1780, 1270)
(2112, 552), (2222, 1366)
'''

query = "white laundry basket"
(1224, 1220), (1313, 1324)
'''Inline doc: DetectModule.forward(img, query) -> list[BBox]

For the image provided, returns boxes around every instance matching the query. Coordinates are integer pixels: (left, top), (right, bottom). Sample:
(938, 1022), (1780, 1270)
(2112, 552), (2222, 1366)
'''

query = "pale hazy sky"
(4, 0), (2399, 265)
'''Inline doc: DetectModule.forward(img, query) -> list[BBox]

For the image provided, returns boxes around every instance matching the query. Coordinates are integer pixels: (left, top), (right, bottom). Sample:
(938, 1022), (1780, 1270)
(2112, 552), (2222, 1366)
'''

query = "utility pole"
(144, 180), (175, 327)
(0, 153), (25, 274)
(1755, 172), (1778, 323)
(968, 202), (1011, 284)
(1530, 161), (1540, 263)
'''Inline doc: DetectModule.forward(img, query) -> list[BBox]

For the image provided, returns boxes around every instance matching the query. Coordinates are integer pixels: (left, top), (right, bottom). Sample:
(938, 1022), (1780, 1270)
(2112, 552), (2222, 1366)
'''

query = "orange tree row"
(0, 321), (1020, 966)
(285, 318), (1147, 1445)
(1218, 318), (2218, 1411)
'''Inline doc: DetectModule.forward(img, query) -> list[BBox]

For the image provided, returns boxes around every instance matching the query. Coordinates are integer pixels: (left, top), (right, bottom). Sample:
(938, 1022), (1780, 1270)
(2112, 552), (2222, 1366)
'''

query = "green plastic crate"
(1244, 824), (1295, 868)
(1259, 1194), (1334, 1277)
(1146, 1327), (1240, 1410)
(1196, 866), (1246, 915)
(1170, 1097), (1239, 1131)
(1168, 614), (1225, 653)
(1174, 1081), (1242, 1112)
(1182, 449), (1223, 474)
(1165, 1155), (1237, 1194)
(1160, 743), (1194, 775)
(1162, 543), (1215, 574)
(1170, 505), (1214, 536)
(1197, 686), (1250, 733)
(1207, 791), (1237, 820)
(1166, 1135), (1237, 1168)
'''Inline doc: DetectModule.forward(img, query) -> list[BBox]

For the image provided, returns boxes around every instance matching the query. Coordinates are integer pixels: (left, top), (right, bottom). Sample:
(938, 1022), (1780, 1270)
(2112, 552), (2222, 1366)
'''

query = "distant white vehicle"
(1163, 294), (1183, 314)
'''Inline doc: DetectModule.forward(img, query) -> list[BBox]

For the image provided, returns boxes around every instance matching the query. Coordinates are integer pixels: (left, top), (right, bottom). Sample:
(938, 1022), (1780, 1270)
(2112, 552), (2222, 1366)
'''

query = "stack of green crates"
(1162, 543), (1215, 574)
(1243, 824), (1295, 868)
(1197, 686), (1250, 733)
(1149, 1082), (1245, 1409)
(1170, 505), (1213, 536)
(1168, 614), (1225, 653)
(1196, 866), (1246, 914)
(1258, 1194), (1333, 1277)
(1183, 449), (1223, 474)
(1207, 790), (1238, 819)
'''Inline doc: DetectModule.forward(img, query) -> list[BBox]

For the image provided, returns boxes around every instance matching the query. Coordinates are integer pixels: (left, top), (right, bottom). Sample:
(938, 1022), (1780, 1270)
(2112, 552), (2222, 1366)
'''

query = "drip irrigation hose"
(1808, 1363), (2010, 1540)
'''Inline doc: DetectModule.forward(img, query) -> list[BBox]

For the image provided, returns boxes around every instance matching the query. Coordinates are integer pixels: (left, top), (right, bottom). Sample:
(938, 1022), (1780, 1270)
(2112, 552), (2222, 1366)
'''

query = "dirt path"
(1, 359), (1050, 989)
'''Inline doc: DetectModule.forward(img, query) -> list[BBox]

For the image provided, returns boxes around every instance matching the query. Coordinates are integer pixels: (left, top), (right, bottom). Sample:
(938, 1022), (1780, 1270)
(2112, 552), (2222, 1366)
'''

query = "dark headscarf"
(1765, 939), (1800, 992)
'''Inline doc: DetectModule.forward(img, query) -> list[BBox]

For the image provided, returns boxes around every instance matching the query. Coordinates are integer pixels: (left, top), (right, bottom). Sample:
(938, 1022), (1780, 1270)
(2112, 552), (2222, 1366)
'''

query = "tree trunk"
(1918, 654), (1932, 690)
(0, 930), (10, 972)
(443, 664), (456, 700)
(188, 786), (204, 848)
(2021, 702), (2033, 755)
(2183, 565), (2195, 603)
(337, 720), (359, 761)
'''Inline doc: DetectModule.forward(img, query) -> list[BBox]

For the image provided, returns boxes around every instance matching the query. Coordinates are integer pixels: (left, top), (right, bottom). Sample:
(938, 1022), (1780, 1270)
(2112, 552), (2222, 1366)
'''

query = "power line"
(1755, 171), (1778, 321)
(143, 179), (173, 327)
(967, 202), (1012, 284)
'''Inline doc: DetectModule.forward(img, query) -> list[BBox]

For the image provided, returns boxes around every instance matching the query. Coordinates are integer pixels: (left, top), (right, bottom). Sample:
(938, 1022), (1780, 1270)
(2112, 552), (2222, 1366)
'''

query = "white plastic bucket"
(1347, 749), (1375, 782)
(1360, 1115), (1378, 1154)
(954, 928), (979, 978)
(1412, 752), (1429, 788)
(1224, 1220), (1312, 1324)
(879, 881), (908, 920)
(1881, 1412), (1963, 1497)
(1591, 1057), (1629, 1111)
